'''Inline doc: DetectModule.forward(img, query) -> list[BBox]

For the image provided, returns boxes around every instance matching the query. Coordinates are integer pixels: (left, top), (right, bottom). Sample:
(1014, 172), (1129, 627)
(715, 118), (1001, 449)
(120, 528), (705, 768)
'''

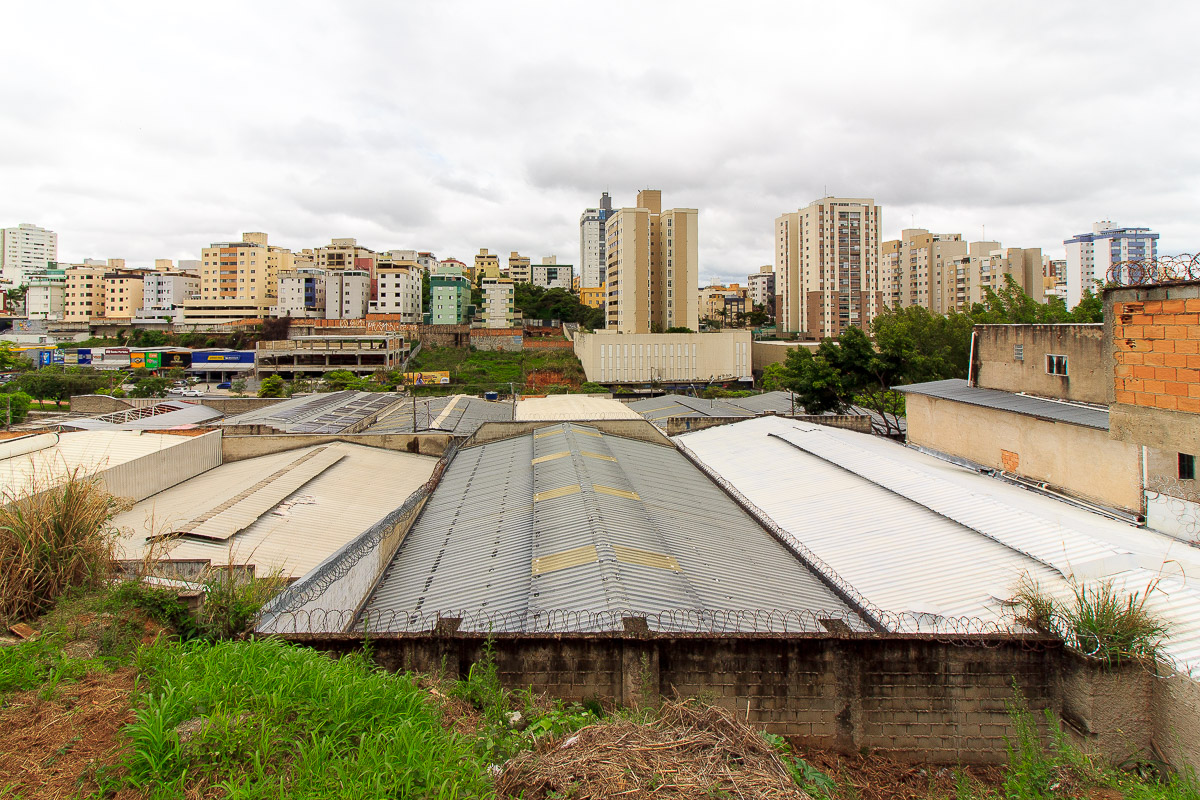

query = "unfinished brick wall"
(1112, 297), (1200, 413)
(282, 632), (1164, 766)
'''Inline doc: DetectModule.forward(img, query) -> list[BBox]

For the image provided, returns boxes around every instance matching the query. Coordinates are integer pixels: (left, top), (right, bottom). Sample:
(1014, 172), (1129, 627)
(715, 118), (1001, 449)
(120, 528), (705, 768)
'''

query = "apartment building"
(139, 272), (199, 320)
(325, 269), (371, 320)
(747, 265), (774, 310)
(380, 250), (438, 274)
(1, 223), (57, 286)
(506, 251), (531, 283)
(430, 261), (471, 324)
(63, 261), (113, 321)
(482, 276), (515, 328)
(698, 285), (748, 327)
(274, 269), (328, 318)
(314, 238), (377, 277)
(372, 260), (423, 322)
(973, 246), (1043, 304)
(775, 197), (882, 339)
(579, 192), (613, 289)
(474, 249), (501, 281)
(604, 189), (699, 333)
(26, 273), (66, 319)
(879, 229), (967, 313)
(1064, 221), (1159, 307)
(199, 232), (293, 303)
(579, 287), (605, 310)
(104, 271), (148, 319)
(531, 257), (573, 290)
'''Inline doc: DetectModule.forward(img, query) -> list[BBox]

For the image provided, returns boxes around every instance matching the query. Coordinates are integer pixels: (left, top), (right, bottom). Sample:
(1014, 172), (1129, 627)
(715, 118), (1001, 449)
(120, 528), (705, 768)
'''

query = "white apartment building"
(26, 276), (66, 320)
(531, 257), (573, 290)
(1064, 221), (1159, 307)
(574, 329), (752, 384)
(747, 265), (775, 310)
(775, 198), (882, 339)
(482, 276), (515, 328)
(605, 190), (699, 334)
(325, 269), (371, 320)
(142, 272), (199, 312)
(579, 192), (613, 289)
(1, 224), (57, 286)
(273, 269), (327, 318)
(372, 261), (423, 322)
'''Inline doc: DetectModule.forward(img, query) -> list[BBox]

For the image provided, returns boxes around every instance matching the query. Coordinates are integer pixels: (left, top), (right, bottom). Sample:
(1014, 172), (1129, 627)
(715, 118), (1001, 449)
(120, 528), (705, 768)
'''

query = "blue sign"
(38, 350), (65, 367)
(193, 351), (255, 365)
(76, 349), (92, 365)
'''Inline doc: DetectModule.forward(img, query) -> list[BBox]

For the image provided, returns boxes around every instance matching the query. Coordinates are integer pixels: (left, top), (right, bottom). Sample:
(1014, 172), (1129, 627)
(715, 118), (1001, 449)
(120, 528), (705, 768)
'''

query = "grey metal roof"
(221, 391), (405, 434)
(359, 423), (861, 633)
(364, 394), (514, 436)
(894, 379), (1109, 430)
(61, 400), (223, 430)
(627, 391), (903, 436)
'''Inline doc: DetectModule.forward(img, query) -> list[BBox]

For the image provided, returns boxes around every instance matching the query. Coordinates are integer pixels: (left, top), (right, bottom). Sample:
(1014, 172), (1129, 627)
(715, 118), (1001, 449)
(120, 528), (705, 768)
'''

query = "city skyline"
(2, 3), (1197, 288)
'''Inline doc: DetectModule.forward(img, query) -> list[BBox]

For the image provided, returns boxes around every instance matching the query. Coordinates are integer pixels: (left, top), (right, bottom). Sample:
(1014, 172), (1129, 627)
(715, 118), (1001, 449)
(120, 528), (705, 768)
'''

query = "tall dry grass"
(0, 471), (127, 623)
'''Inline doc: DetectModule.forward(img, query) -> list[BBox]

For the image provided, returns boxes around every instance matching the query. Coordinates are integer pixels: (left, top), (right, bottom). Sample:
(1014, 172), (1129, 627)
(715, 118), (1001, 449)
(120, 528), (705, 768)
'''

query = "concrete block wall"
(470, 329), (523, 352)
(281, 632), (1172, 767)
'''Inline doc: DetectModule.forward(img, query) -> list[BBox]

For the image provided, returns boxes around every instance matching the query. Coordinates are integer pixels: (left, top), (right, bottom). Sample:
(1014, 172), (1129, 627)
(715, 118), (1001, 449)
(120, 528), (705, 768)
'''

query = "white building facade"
(274, 269), (327, 318)
(482, 277), (515, 328)
(578, 191), (612, 289)
(325, 269), (371, 320)
(1064, 221), (1159, 308)
(26, 276), (66, 319)
(1, 223), (57, 286)
(372, 263), (423, 322)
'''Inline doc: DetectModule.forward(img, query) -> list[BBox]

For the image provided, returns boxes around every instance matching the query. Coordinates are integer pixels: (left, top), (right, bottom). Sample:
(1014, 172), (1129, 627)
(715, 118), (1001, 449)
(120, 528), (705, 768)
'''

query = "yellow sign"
(403, 371), (451, 385)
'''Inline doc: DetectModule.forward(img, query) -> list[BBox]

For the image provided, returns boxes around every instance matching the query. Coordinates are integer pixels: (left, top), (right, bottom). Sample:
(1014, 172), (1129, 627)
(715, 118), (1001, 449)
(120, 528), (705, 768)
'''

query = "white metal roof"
(115, 442), (437, 579)
(514, 395), (642, 420)
(0, 430), (198, 494)
(677, 416), (1200, 676)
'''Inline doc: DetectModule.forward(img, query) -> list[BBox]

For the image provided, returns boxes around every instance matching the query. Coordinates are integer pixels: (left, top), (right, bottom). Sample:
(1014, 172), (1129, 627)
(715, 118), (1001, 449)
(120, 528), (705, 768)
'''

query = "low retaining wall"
(666, 414), (874, 437)
(70, 394), (132, 414)
(470, 329), (523, 352)
(276, 628), (1171, 767)
(222, 433), (453, 462)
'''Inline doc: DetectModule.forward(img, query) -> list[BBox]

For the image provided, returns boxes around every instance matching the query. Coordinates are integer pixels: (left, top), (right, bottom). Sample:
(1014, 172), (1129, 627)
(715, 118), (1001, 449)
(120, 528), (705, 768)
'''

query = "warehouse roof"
(116, 441), (437, 578)
(677, 416), (1200, 676)
(221, 390), (404, 434)
(61, 400), (223, 431)
(626, 391), (901, 435)
(358, 423), (863, 633)
(894, 379), (1109, 430)
(514, 395), (641, 420)
(0, 430), (200, 495)
(364, 394), (514, 436)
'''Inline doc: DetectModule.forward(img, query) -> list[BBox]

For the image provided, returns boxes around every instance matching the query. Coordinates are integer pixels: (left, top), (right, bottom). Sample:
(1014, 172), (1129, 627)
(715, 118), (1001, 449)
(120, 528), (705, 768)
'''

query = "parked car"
(167, 387), (186, 395)
(216, 382), (231, 390)
(181, 388), (203, 397)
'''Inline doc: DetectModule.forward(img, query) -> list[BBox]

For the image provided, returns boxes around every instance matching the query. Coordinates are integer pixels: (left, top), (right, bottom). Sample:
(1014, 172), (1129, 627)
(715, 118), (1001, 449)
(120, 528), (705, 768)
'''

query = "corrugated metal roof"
(62, 401), (223, 431)
(677, 416), (1200, 675)
(515, 395), (642, 420)
(894, 379), (1109, 430)
(365, 394), (515, 436)
(360, 423), (860, 633)
(0, 430), (198, 494)
(627, 391), (903, 436)
(115, 442), (437, 578)
(221, 391), (404, 434)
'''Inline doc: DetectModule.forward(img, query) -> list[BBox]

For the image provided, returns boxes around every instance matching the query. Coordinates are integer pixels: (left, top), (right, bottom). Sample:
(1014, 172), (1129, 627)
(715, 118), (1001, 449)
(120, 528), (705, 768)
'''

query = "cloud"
(0, 0), (1196, 291)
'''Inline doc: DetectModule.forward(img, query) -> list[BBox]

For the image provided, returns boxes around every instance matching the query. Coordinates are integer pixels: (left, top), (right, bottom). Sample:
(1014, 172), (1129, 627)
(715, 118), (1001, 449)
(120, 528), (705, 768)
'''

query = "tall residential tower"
(1064, 221), (1159, 307)
(579, 192), (613, 289)
(775, 198), (882, 339)
(1, 223), (57, 286)
(604, 189), (698, 333)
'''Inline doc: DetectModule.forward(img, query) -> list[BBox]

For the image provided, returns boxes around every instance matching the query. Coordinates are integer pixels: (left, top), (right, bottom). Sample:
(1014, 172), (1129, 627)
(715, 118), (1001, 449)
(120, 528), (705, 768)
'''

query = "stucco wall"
(905, 394), (1143, 513)
(974, 324), (1105, 403)
(222, 433), (453, 462)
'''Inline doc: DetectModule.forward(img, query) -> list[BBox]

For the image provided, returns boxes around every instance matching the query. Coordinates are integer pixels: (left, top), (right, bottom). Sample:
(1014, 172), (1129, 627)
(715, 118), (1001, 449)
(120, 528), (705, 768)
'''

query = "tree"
(322, 370), (360, 391)
(759, 361), (788, 392)
(0, 390), (32, 426)
(260, 316), (292, 341)
(1070, 289), (1103, 323)
(130, 377), (169, 398)
(230, 379), (247, 397)
(258, 374), (286, 397)
(665, 326), (694, 334)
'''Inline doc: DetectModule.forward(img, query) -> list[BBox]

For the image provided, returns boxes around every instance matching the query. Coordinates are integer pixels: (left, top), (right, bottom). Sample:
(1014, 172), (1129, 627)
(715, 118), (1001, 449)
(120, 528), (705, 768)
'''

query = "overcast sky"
(3, 2), (1197, 286)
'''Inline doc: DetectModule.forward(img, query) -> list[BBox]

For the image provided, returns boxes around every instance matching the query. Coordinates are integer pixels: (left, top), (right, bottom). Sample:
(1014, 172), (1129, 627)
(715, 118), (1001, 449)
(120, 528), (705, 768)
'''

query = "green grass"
(123, 637), (494, 799)
(406, 346), (587, 395)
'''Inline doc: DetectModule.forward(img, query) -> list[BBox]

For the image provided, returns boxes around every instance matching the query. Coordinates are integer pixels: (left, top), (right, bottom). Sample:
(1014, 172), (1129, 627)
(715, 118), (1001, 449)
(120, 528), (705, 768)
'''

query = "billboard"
(192, 351), (255, 365)
(161, 351), (192, 370)
(37, 349), (65, 367)
(76, 349), (92, 365)
(130, 352), (162, 370)
(403, 371), (451, 385)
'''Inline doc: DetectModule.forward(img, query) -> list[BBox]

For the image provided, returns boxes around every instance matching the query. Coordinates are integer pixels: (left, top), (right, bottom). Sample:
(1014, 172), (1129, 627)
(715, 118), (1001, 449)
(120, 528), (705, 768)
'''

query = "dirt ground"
(796, 746), (1007, 800)
(0, 668), (140, 799)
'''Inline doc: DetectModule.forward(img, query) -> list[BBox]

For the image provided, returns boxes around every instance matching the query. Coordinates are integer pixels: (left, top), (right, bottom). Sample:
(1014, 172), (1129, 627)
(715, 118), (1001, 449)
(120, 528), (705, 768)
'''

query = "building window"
(1014, 344), (1024, 361)
(1046, 354), (1068, 376)
(1181, 453), (1196, 481)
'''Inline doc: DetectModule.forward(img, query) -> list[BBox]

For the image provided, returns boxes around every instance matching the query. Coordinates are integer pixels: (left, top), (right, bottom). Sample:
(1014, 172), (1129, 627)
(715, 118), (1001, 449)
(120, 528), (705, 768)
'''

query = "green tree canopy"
(258, 374), (286, 397)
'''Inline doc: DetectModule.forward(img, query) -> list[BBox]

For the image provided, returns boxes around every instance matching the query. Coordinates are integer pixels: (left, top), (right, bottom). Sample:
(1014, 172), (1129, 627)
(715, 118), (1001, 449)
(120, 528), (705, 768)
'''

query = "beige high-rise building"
(879, 229), (967, 313)
(474, 249), (501, 281)
(482, 276), (515, 328)
(63, 262), (109, 321)
(199, 232), (293, 303)
(604, 189), (699, 333)
(314, 238), (376, 276)
(775, 197), (882, 339)
(506, 251), (531, 283)
(103, 271), (147, 319)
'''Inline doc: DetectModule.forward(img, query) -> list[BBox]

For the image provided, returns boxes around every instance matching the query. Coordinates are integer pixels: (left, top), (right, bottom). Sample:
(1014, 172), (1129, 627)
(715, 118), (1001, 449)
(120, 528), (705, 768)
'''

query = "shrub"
(0, 474), (125, 622)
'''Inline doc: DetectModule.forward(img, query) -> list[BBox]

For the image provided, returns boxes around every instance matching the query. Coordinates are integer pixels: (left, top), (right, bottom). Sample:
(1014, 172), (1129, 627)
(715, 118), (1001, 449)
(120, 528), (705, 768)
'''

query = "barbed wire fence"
(1107, 253), (1200, 285)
